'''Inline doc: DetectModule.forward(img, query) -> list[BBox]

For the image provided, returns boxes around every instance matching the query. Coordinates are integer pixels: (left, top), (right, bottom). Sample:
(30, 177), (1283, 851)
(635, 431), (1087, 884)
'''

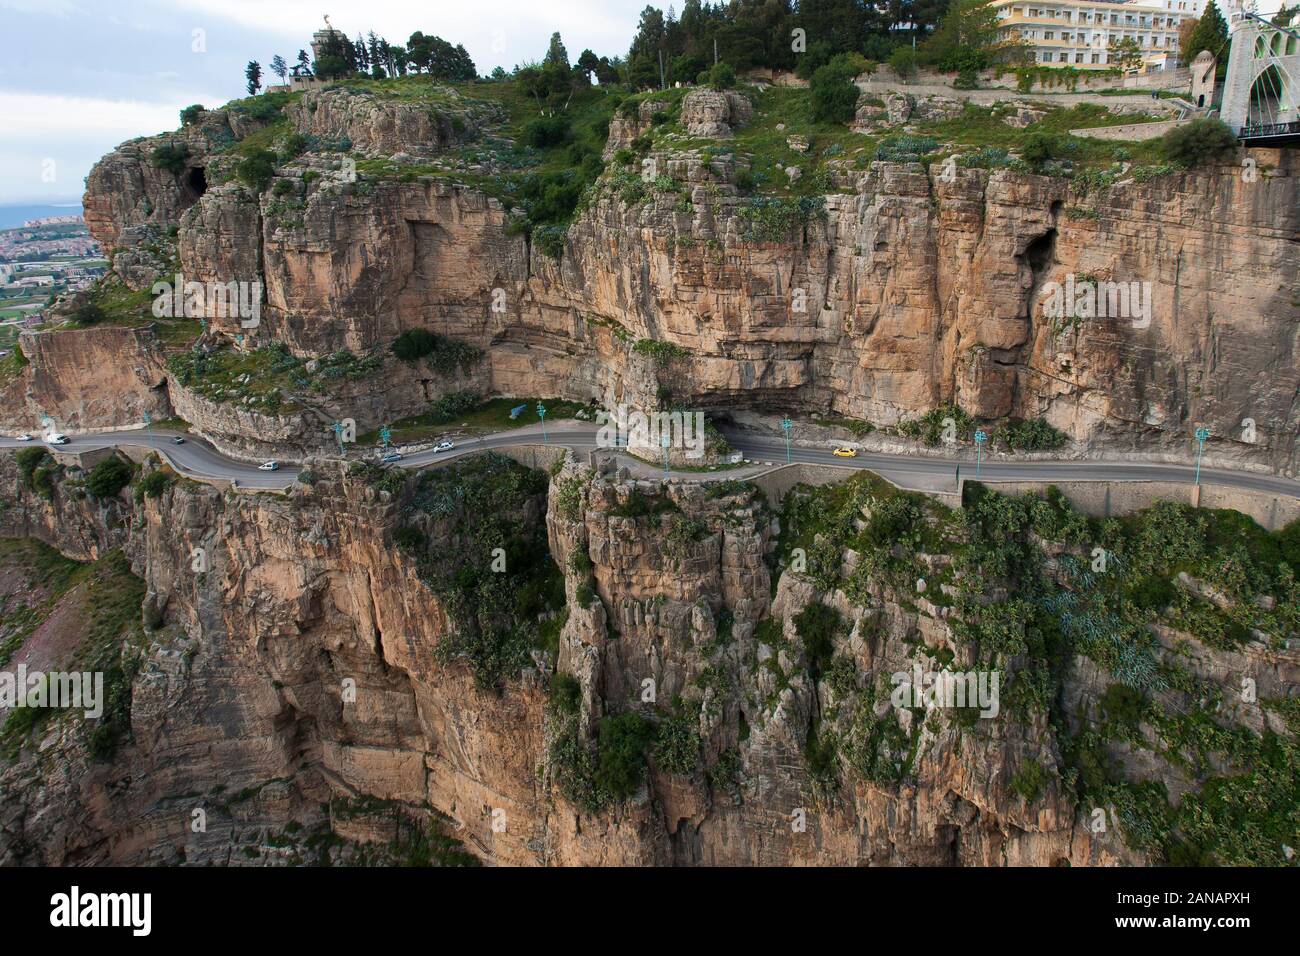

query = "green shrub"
(533, 224), (567, 260)
(708, 62), (736, 90)
(1009, 759), (1046, 802)
(996, 418), (1067, 452)
(393, 526), (426, 551)
(549, 672), (581, 715)
(15, 447), (49, 487)
(653, 709), (701, 775)
(136, 469), (173, 500)
(84, 456), (132, 499)
(390, 330), (483, 374)
(522, 114), (570, 148)
(810, 56), (861, 125)
(888, 46), (919, 80)
(594, 711), (654, 798)
(632, 338), (688, 363)
(1161, 118), (1238, 167)
(150, 142), (190, 174)
(567, 543), (593, 575)
(875, 135), (939, 163)
(1020, 131), (1063, 171)
(69, 302), (106, 326)
(179, 104), (205, 126)
(793, 603), (844, 677)
(235, 149), (277, 193)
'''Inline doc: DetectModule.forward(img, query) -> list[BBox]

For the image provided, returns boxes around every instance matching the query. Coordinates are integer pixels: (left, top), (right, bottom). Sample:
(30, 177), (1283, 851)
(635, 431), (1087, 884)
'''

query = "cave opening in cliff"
(1019, 228), (1058, 322)
(1022, 228), (1057, 275)
(185, 166), (208, 200)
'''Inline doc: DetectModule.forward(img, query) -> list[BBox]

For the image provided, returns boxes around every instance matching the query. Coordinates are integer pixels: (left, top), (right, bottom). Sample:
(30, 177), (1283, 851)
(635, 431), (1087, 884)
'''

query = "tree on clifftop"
(244, 60), (262, 95)
(269, 54), (288, 84)
(922, 0), (1029, 72)
(1182, 1), (1229, 67)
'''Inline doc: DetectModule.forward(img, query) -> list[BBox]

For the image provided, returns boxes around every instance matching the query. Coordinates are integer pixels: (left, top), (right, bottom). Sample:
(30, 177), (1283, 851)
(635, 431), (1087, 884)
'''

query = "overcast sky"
(0, 0), (1284, 205)
(0, 0), (649, 204)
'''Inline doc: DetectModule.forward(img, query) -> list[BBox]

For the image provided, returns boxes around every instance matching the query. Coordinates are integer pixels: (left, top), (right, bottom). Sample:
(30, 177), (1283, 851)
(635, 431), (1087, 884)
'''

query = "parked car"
(258, 460), (279, 471)
(433, 440), (454, 453)
(832, 446), (858, 458)
(380, 452), (403, 464)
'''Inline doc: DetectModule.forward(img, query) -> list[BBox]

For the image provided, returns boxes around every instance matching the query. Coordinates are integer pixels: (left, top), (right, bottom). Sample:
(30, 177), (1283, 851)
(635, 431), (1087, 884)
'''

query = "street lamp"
(331, 421), (345, 454)
(1194, 426), (1210, 487)
(974, 429), (987, 478)
(537, 402), (548, 442)
(380, 425), (391, 450)
(780, 417), (793, 463)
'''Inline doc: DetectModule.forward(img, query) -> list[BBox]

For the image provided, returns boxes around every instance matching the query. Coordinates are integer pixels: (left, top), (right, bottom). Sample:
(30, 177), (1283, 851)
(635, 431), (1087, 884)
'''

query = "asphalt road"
(3, 426), (1299, 500)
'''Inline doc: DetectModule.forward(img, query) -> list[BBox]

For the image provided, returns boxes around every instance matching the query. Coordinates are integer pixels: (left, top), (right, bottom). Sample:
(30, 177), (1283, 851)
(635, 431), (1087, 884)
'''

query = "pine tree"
(269, 54), (287, 83)
(245, 60), (262, 95)
(1182, 1), (1229, 66)
(545, 32), (571, 69)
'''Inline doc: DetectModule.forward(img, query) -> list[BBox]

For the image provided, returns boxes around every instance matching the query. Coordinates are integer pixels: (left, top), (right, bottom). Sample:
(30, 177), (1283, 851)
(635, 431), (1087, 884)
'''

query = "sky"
(0, 0), (1287, 205)
(0, 0), (650, 204)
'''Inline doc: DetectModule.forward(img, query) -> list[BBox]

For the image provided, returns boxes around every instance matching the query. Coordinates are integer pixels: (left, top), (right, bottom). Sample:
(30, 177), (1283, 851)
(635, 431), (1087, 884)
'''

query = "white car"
(46, 433), (69, 445)
(433, 440), (454, 453)
(380, 452), (403, 464)
(258, 460), (279, 471)
(15, 434), (32, 442)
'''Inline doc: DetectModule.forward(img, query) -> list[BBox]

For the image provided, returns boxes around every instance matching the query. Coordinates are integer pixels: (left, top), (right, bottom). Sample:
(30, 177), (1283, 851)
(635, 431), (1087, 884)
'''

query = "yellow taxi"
(832, 446), (858, 458)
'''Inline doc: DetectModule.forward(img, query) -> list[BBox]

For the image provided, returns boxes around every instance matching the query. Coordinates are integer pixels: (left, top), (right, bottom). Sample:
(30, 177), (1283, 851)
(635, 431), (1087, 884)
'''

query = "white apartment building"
(992, 0), (1198, 70)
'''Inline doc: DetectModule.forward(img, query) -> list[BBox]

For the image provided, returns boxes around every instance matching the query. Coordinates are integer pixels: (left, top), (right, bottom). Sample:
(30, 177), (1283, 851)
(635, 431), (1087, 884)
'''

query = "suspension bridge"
(1221, 10), (1300, 144)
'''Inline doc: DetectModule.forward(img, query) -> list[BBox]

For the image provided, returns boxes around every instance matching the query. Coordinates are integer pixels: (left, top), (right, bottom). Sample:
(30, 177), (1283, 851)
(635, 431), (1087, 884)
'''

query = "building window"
(1091, 53), (1100, 63)
(1075, 52), (1084, 62)
(1042, 51), (1053, 62)
(1045, 30), (1054, 39)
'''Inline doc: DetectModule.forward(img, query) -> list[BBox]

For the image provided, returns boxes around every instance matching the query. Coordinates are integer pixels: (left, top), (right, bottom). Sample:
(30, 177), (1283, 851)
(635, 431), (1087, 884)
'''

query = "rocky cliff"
(2, 77), (1296, 868)
(66, 83), (1300, 475)
(2, 449), (1294, 865)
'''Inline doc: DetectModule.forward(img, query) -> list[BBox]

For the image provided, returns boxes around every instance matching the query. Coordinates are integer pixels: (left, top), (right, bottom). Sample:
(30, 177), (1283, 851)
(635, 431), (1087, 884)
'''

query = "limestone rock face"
(910, 94), (964, 123)
(1005, 104), (1049, 128)
(285, 87), (499, 158)
(0, 325), (171, 432)
(83, 108), (257, 274)
(78, 108), (1300, 477)
(885, 92), (913, 126)
(604, 99), (669, 159)
(0, 460), (1176, 865)
(680, 88), (754, 138)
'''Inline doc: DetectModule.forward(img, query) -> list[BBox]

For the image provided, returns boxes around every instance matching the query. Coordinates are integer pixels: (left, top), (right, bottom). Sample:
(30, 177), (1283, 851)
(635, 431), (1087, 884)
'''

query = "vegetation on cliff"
(168, 342), (384, 412)
(764, 470), (1300, 864)
(0, 547), (146, 763)
(396, 453), (564, 689)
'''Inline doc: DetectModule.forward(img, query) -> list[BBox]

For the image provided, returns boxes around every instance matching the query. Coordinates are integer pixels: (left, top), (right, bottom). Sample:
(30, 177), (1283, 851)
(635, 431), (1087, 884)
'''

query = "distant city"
(0, 208), (105, 349)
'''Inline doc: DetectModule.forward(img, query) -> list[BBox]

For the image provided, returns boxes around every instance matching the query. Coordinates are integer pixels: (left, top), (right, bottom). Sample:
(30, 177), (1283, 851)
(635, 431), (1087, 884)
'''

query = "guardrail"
(1239, 120), (1300, 140)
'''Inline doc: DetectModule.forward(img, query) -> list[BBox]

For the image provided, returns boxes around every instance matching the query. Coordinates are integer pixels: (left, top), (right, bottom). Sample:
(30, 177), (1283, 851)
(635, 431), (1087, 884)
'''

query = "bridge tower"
(1221, 7), (1300, 142)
